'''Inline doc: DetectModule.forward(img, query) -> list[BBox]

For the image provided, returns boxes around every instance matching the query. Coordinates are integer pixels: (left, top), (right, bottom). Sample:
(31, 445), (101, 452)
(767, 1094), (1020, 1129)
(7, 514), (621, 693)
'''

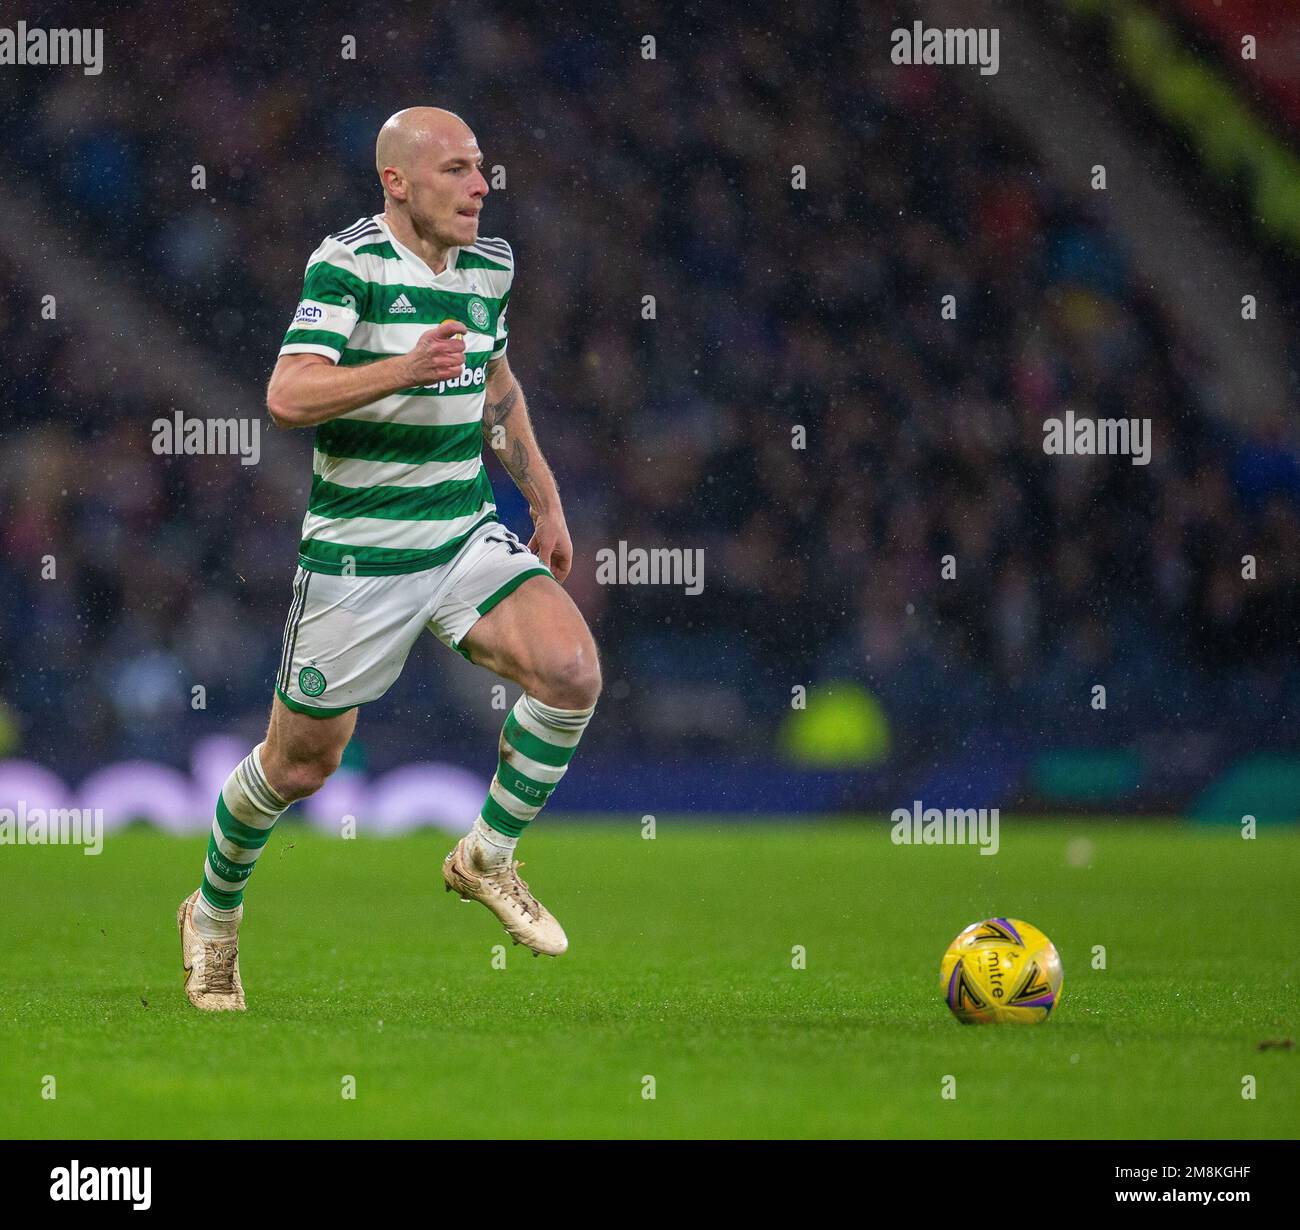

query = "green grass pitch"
(3, 818), (1297, 1138)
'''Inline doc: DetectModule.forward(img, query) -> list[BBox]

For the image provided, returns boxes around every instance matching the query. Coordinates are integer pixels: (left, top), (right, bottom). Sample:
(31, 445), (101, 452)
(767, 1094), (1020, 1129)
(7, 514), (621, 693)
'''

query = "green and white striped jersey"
(279, 214), (513, 575)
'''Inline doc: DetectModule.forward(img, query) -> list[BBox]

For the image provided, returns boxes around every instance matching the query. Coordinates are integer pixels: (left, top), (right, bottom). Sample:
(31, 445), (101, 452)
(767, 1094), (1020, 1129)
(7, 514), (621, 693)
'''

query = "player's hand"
(404, 321), (467, 385)
(529, 513), (573, 584)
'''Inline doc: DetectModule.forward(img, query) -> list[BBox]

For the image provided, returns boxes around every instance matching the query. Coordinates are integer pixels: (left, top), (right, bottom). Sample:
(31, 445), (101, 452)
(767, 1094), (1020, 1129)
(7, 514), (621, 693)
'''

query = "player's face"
(409, 134), (488, 247)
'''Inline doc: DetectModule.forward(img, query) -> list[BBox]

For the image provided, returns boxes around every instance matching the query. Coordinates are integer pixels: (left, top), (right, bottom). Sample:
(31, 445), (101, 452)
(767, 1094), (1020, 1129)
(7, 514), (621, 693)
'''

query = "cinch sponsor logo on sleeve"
(50, 1161), (151, 1210)
(293, 302), (326, 326)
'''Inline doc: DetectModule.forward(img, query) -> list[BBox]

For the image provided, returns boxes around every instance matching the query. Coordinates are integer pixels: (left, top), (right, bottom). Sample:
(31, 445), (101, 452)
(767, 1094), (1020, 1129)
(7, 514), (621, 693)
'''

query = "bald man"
(177, 107), (600, 1010)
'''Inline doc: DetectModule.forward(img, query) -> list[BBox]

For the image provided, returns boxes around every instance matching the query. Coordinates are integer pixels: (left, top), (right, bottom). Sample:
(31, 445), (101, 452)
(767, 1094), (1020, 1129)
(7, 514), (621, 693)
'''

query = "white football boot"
(177, 890), (247, 1011)
(442, 838), (568, 956)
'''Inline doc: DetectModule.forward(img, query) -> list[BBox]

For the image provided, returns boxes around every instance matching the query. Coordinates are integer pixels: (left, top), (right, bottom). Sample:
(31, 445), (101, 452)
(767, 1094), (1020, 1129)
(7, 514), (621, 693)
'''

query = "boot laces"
(489, 860), (542, 921)
(204, 941), (237, 993)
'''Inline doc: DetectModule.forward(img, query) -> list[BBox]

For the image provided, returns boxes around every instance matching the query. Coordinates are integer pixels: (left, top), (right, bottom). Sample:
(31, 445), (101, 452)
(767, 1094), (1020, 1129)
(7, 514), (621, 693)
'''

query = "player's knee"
(266, 744), (343, 800)
(534, 639), (602, 710)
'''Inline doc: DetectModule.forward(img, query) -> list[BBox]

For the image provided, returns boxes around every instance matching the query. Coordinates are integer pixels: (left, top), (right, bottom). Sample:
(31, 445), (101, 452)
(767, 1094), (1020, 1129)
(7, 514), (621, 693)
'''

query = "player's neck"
(383, 207), (452, 274)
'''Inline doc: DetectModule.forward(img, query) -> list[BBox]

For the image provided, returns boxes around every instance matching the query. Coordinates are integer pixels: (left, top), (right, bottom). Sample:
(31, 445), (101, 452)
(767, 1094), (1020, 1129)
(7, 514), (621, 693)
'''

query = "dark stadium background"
(0, 0), (1297, 821)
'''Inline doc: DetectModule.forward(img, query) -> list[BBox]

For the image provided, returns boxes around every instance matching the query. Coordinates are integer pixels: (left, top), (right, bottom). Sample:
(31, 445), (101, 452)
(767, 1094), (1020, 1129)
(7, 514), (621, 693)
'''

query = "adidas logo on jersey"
(389, 293), (417, 314)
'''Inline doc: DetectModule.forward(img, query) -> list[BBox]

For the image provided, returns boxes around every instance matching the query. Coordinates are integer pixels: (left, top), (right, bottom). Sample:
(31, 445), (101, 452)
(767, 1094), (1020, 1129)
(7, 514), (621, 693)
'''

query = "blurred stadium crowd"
(1, 1), (1297, 777)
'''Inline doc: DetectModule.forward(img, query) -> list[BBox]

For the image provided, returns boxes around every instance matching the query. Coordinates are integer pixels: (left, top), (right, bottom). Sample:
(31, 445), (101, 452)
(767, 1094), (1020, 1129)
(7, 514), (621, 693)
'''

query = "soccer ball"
(940, 918), (1063, 1024)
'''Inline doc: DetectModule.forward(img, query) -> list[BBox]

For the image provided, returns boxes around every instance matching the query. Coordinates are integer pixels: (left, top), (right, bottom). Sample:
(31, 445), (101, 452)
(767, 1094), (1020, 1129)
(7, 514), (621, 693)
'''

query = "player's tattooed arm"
(482, 371), (520, 434)
(485, 364), (552, 513)
(483, 355), (574, 582)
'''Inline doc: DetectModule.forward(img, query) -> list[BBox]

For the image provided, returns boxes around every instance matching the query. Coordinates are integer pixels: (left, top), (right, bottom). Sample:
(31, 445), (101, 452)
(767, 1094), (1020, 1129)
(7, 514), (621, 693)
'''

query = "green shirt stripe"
(283, 327), (349, 351)
(315, 418), (484, 465)
(307, 466), (492, 522)
(457, 250), (511, 272)
(296, 510), (498, 576)
(302, 260), (368, 305)
(361, 285), (503, 329)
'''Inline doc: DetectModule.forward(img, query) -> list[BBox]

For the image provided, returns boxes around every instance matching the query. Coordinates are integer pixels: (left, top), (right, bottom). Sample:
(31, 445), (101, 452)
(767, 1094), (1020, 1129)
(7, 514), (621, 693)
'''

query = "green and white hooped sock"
(196, 744), (289, 936)
(470, 694), (595, 867)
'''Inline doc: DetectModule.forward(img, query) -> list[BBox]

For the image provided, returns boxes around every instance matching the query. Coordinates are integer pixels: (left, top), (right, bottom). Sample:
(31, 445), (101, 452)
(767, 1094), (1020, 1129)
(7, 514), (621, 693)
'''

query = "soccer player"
(178, 107), (601, 1010)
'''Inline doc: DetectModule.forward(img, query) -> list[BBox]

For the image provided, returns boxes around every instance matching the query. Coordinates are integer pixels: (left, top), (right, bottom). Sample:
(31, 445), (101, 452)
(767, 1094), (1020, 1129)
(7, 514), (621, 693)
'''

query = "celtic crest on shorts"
(299, 666), (327, 697)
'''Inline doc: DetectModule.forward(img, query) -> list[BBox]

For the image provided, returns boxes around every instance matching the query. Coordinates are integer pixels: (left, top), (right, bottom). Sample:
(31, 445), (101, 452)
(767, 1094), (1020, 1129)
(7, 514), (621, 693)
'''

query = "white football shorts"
(275, 518), (551, 716)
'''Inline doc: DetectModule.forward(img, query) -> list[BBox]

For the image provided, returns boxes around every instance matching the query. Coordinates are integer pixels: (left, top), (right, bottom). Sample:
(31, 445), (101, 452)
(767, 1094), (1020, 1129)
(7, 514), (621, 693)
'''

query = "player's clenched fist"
(404, 320), (468, 385)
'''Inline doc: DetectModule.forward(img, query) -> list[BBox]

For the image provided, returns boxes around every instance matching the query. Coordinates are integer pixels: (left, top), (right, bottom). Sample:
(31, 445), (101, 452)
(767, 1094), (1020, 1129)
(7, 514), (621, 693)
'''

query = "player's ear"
(381, 167), (406, 200)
